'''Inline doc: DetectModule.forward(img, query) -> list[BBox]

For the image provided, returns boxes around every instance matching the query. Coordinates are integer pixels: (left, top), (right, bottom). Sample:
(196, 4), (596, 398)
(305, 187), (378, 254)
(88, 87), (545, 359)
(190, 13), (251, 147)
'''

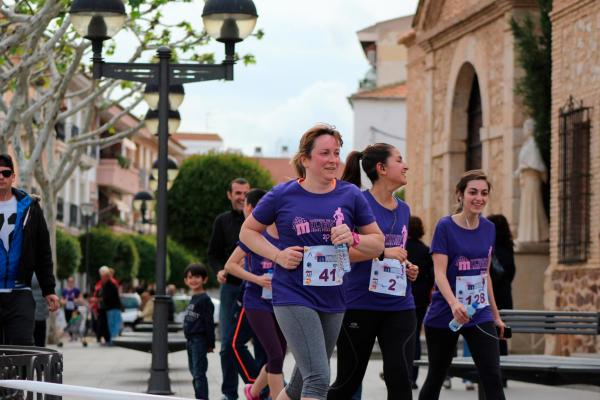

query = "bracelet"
(351, 232), (361, 248)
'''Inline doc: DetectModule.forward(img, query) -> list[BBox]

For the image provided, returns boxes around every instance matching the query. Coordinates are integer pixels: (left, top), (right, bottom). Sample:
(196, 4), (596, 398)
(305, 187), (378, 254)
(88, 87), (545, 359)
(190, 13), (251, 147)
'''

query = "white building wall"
(352, 98), (407, 158)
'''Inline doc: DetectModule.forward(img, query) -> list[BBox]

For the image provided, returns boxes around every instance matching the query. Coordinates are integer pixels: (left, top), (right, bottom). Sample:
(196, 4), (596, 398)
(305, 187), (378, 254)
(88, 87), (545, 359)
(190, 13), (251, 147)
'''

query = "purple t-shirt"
(252, 179), (376, 312)
(344, 191), (415, 311)
(239, 232), (280, 313)
(424, 215), (495, 329)
(62, 287), (80, 311)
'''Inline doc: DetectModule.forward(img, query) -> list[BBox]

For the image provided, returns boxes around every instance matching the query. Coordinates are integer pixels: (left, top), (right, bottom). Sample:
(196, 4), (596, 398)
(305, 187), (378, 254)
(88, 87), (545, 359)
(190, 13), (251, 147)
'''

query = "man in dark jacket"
(0, 154), (59, 345)
(207, 177), (250, 400)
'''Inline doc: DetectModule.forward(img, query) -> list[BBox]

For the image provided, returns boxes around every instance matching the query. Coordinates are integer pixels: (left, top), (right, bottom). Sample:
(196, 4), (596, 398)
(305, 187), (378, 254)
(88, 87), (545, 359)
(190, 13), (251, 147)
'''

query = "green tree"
(79, 227), (139, 283)
(510, 0), (552, 169)
(167, 238), (198, 287)
(56, 229), (82, 280)
(130, 234), (172, 284)
(167, 152), (274, 263)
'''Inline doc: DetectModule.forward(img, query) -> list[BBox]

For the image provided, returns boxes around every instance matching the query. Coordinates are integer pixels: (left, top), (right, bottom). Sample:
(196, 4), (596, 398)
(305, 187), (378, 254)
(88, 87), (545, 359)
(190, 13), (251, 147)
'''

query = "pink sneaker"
(244, 383), (259, 400)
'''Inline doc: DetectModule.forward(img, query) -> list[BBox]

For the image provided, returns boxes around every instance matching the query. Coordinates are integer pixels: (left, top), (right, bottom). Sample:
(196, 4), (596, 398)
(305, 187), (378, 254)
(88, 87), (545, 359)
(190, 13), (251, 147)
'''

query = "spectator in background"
(167, 284), (177, 323)
(61, 276), (81, 322)
(98, 266), (122, 344)
(407, 215), (435, 389)
(487, 214), (516, 359)
(0, 154), (59, 346)
(207, 177), (250, 400)
(139, 289), (155, 323)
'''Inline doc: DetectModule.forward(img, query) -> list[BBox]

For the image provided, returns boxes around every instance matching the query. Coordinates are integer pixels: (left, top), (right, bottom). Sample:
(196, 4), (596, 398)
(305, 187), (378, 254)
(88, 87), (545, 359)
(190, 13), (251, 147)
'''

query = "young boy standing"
(184, 263), (215, 400)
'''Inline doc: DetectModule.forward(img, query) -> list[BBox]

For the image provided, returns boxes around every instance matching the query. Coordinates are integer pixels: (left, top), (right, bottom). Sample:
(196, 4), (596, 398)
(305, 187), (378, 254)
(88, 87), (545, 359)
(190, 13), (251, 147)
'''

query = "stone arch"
(440, 34), (491, 211)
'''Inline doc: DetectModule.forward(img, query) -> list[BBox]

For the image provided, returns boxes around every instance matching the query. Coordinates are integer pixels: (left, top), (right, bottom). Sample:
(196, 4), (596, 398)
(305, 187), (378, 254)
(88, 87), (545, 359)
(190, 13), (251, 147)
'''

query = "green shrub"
(167, 238), (199, 287)
(56, 229), (82, 280)
(79, 227), (139, 284)
(167, 152), (274, 266)
(130, 234), (171, 284)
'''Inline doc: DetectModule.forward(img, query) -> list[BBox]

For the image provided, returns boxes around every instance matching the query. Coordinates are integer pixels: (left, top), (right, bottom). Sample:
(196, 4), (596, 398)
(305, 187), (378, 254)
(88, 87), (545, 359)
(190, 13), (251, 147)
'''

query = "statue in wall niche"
(515, 118), (549, 243)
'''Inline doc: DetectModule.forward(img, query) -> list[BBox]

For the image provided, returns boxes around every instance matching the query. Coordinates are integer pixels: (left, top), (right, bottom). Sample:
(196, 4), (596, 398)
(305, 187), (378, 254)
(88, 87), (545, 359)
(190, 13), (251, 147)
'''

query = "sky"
(143, 0), (419, 157)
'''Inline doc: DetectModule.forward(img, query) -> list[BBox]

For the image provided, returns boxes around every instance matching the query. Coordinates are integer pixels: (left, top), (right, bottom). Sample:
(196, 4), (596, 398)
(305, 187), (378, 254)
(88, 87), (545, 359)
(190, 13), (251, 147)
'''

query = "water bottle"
(448, 301), (479, 332)
(335, 243), (351, 272)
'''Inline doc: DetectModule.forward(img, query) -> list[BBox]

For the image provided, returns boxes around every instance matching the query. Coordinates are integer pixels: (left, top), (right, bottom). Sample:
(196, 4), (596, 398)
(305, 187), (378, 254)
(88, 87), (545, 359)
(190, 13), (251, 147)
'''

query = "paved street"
(52, 339), (599, 400)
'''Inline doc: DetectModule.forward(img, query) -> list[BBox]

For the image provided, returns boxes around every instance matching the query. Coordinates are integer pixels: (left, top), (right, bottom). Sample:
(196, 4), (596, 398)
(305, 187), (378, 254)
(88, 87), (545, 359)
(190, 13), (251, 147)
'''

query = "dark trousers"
(34, 320), (47, 347)
(418, 322), (505, 400)
(328, 309), (417, 400)
(187, 335), (209, 400)
(231, 307), (267, 384)
(220, 283), (243, 398)
(412, 304), (428, 383)
(97, 309), (110, 343)
(0, 291), (35, 346)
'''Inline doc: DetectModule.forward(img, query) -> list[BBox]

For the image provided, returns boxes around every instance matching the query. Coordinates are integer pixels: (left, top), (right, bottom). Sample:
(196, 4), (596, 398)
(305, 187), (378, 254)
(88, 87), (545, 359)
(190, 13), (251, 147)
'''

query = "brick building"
(405, 0), (598, 355)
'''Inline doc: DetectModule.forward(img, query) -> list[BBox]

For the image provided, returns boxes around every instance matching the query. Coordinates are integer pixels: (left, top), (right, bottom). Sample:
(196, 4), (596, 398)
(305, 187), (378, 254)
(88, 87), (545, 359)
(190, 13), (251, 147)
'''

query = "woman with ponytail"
(328, 143), (419, 400)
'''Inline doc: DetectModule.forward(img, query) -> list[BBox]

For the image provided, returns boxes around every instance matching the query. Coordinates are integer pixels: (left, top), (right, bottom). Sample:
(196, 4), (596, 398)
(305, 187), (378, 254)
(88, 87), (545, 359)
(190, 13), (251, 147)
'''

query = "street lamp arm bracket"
(170, 62), (233, 85)
(96, 62), (160, 84)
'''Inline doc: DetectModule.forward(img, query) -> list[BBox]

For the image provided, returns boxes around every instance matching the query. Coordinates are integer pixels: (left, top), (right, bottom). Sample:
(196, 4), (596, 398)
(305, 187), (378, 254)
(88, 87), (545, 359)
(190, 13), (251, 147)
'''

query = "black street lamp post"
(80, 202), (95, 294)
(69, 0), (258, 394)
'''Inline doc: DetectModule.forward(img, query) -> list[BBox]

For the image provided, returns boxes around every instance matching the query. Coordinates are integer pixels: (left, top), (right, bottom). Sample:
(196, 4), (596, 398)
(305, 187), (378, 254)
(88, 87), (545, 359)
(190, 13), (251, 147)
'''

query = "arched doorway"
(466, 76), (482, 170)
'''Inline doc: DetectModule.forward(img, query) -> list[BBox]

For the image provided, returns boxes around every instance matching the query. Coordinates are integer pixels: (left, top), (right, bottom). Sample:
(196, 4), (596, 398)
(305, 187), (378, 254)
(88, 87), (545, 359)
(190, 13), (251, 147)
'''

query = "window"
(69, 203), (79, 227)
(55, 122), (65, 141)
(558, 96), (591, 263)
(466, 76), (482, 171)
(57, 197), (64, 222)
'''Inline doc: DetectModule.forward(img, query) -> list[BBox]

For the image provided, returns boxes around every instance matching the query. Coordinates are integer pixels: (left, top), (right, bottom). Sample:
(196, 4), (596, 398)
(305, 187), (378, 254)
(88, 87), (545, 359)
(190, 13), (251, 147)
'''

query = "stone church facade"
(405, 0), (598, 354)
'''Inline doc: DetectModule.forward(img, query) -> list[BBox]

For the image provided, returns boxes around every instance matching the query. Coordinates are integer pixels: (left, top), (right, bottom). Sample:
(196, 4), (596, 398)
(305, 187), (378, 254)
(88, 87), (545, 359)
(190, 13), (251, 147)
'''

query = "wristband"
(351, 232), (360, 247)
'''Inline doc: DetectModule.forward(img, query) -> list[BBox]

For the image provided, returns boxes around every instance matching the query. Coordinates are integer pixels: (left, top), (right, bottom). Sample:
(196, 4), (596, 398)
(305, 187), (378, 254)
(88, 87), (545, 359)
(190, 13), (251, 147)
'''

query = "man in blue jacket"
(0, 154), (59, 345)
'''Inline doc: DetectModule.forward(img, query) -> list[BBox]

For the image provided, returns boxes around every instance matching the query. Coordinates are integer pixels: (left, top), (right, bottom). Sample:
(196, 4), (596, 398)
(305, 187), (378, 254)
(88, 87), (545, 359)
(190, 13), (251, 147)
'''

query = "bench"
(415, 309), (600, 399)
(132, 322), (183, 333)
(112, 333), (187, 353)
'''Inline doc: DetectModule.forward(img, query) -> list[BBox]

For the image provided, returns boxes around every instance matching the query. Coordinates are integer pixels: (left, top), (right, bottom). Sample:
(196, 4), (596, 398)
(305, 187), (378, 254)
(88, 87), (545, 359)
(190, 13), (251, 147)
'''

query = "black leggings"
(245, 308), (287, 374)
(328, 309), (416, 400)
(418, 322), (505, 400)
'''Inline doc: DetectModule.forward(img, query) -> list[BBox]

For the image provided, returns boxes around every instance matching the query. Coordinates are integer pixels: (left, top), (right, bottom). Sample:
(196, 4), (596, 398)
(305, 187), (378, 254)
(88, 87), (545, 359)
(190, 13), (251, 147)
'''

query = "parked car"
(120, 292), (141, 327)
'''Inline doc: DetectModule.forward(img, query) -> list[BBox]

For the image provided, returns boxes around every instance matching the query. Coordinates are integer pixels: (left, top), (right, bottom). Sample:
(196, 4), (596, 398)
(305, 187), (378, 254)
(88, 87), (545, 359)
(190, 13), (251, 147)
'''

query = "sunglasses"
(0, 170), (13, 178)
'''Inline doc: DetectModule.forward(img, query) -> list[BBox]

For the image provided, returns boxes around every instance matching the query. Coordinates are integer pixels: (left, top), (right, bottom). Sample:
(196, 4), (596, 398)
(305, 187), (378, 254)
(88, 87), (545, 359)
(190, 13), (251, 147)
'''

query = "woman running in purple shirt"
(419, 170), (507, 400)
(240, 124), (384, 400)
(328, 143), (419, 400)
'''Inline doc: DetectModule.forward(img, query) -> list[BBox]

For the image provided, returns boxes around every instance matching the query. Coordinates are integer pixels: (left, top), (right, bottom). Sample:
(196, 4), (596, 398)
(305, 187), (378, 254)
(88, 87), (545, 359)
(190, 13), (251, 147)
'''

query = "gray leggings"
(274, 305), (344, 400)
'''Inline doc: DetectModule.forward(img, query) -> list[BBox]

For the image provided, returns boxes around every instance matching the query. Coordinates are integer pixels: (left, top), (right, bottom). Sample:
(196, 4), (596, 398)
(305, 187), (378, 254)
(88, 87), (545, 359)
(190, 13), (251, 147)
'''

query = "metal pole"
(147, 46), (173, 395)
(85, 217), (91, 294)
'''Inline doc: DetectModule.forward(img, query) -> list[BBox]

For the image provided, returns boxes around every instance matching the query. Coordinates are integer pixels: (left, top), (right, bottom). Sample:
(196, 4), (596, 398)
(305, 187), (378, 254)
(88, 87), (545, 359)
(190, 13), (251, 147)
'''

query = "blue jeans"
(187, 335), (209, 399)
(220, 283), (242, 399)
(106, 309), (122, 342)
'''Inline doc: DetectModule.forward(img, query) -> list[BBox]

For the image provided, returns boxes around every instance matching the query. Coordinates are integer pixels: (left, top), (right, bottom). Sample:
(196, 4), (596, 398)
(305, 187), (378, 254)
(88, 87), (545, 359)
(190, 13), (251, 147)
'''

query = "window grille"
(558, 96), (591, 263)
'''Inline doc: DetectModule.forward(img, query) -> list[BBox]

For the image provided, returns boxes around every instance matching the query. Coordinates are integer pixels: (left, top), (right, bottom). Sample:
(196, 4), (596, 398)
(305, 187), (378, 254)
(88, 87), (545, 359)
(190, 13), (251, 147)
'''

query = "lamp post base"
(147, 369), (174, 395)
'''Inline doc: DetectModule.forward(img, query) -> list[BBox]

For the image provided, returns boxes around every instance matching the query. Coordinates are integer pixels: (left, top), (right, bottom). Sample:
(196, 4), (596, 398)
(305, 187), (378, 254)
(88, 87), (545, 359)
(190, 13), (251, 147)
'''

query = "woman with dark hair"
(419, 170), (506, 400)
(486, 214), (515, 358)
(328, 143), (419, 400)
(406, 215), (435, 389)
(240, 124), (384, 400)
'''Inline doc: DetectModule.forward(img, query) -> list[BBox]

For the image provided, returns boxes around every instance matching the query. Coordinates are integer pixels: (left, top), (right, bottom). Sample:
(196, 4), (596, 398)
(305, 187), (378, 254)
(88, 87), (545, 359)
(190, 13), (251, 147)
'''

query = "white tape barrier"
(0, 380), (194, 400)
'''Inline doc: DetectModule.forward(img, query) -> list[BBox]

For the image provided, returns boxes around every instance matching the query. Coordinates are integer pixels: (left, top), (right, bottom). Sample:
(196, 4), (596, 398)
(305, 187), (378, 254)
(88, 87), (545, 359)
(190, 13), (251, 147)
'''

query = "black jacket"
(12, 188), (55, 297)
(490, 244), (516, 310)
(184, 292), (215, 348)
(406, 238), (435, 308)
(207, 209), (244, 285)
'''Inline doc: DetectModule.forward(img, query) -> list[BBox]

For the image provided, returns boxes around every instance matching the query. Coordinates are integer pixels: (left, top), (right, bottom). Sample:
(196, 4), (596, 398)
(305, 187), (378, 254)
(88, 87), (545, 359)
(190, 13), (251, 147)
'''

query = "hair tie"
(358, 151), (364, 160)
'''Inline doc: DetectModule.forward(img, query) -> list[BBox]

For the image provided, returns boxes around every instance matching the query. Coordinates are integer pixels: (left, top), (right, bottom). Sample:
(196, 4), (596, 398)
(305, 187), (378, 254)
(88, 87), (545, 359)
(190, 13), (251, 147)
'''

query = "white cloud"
(170, 0), (419, 156)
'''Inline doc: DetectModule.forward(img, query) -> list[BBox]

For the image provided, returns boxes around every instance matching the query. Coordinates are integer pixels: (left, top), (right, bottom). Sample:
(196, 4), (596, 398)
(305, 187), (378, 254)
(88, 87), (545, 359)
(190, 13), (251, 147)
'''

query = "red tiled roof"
(172, 133), (222, 142)
(251, 157), (344, 184)
(351, 82), (408, 100)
